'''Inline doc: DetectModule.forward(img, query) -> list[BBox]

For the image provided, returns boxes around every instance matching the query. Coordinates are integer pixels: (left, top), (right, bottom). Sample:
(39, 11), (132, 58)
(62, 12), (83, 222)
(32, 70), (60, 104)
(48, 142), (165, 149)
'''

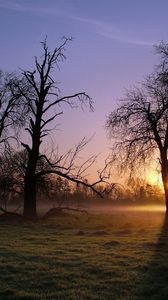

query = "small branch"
(40, 112), (63, 129)
(0, 206), (22, 218)
(21, 142), (31, 153)
(43, 93), (93, 114)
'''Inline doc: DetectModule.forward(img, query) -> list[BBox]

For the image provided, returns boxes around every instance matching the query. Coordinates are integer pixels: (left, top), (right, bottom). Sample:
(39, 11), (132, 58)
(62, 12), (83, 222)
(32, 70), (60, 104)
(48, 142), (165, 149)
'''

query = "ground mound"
(0, 212), (23, 223)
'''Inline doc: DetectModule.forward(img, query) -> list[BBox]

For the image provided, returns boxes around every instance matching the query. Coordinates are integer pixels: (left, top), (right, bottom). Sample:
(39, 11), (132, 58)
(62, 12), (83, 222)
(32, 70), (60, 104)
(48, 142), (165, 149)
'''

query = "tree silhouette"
(21, 38), (111, 219)
(106, 42), (168, 212)
(0, 71), (28, 147)
(0, 72), (29, 214)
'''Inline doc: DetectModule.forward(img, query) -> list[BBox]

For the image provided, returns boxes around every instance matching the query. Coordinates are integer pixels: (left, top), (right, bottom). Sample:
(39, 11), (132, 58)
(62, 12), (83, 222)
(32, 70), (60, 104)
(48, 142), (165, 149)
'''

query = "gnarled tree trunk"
(23, 144), (40, 220)
(23, 171), (37, 220)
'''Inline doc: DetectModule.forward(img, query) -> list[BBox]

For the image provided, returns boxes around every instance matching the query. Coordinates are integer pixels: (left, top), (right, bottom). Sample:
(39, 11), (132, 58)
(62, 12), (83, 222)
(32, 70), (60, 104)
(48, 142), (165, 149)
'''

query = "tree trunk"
(165, 191), (168, 215)
(23, 120), (41, 220)
(23, 168), (37, 220)
(161, 165), (168, 214)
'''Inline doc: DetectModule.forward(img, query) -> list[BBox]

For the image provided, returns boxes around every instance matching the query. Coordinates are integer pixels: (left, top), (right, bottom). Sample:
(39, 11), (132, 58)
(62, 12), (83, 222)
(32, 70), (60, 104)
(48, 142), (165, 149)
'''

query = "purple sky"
(0, 0), (168, 180)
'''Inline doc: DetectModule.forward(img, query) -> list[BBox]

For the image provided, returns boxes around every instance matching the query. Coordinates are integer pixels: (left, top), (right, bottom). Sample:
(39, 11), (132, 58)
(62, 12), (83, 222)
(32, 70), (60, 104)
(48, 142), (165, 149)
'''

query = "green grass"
(0, 210), (168, 299)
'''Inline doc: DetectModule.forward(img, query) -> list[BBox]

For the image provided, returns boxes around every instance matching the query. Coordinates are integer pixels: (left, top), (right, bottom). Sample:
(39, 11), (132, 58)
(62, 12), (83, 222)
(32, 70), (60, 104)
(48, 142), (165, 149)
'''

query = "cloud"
(99, 30), (155, 46)
(0, 0), (155, 47)
(0, 0), (26, 11)
(70, 16), (155, 46)
(0, 0), (67, 16)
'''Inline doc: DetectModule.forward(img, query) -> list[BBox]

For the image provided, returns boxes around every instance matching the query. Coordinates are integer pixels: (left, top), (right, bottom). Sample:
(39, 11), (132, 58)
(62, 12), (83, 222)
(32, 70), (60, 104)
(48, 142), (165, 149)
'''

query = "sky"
(0, 0), (168, 182)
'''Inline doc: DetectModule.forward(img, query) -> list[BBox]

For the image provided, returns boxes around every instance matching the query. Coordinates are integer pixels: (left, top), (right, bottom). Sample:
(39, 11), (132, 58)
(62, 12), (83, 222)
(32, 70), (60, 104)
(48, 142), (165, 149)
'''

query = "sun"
(146, 170), (163, 189)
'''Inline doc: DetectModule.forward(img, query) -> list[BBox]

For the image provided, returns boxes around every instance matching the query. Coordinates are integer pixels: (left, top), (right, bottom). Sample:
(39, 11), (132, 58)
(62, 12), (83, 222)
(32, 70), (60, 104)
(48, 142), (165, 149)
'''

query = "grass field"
(0, 208), (168, 299)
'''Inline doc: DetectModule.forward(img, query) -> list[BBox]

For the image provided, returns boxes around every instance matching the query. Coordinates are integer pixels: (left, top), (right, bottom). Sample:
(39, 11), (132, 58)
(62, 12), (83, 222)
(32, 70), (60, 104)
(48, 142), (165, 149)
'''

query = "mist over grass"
(0, 210), (167, 299)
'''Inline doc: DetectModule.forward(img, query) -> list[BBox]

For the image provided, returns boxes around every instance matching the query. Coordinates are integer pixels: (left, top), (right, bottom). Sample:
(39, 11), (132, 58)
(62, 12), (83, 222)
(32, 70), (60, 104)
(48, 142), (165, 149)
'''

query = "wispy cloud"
(70, 16), (155, 46)
(0, 0), (155, 47)
(0, 0), (26, 11)
(0, 0), (66, 16)
(99, 29), (155, 46)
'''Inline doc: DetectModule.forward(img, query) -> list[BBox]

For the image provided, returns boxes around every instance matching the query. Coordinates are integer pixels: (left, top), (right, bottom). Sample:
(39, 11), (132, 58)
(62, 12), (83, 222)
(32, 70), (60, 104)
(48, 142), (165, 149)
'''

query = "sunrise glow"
(146, 170), (163, 189)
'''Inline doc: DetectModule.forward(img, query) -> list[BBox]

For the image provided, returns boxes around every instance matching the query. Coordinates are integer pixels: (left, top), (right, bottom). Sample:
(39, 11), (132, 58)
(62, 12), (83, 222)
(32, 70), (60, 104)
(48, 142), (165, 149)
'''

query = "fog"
(88, 204), (166, 214)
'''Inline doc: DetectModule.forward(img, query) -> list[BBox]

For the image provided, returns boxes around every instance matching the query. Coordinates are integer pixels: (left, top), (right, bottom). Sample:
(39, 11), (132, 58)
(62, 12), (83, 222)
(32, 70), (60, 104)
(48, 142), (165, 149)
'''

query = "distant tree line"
(0, 154), (164, 214)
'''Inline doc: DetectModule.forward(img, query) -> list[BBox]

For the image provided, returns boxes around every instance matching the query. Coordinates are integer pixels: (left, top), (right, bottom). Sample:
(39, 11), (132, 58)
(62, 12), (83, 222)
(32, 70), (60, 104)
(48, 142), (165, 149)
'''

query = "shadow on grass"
(135, 215), (168, 300)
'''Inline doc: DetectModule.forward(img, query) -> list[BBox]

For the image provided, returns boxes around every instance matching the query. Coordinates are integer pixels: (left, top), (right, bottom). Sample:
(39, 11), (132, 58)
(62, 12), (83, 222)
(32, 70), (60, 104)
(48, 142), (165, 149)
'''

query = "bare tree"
(0, 71), (29, 148)
(0, 149), (24, 213)
(106, 42), (168, 213)
(21, 38), (112, 219)
(0, 71), (30, 216)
